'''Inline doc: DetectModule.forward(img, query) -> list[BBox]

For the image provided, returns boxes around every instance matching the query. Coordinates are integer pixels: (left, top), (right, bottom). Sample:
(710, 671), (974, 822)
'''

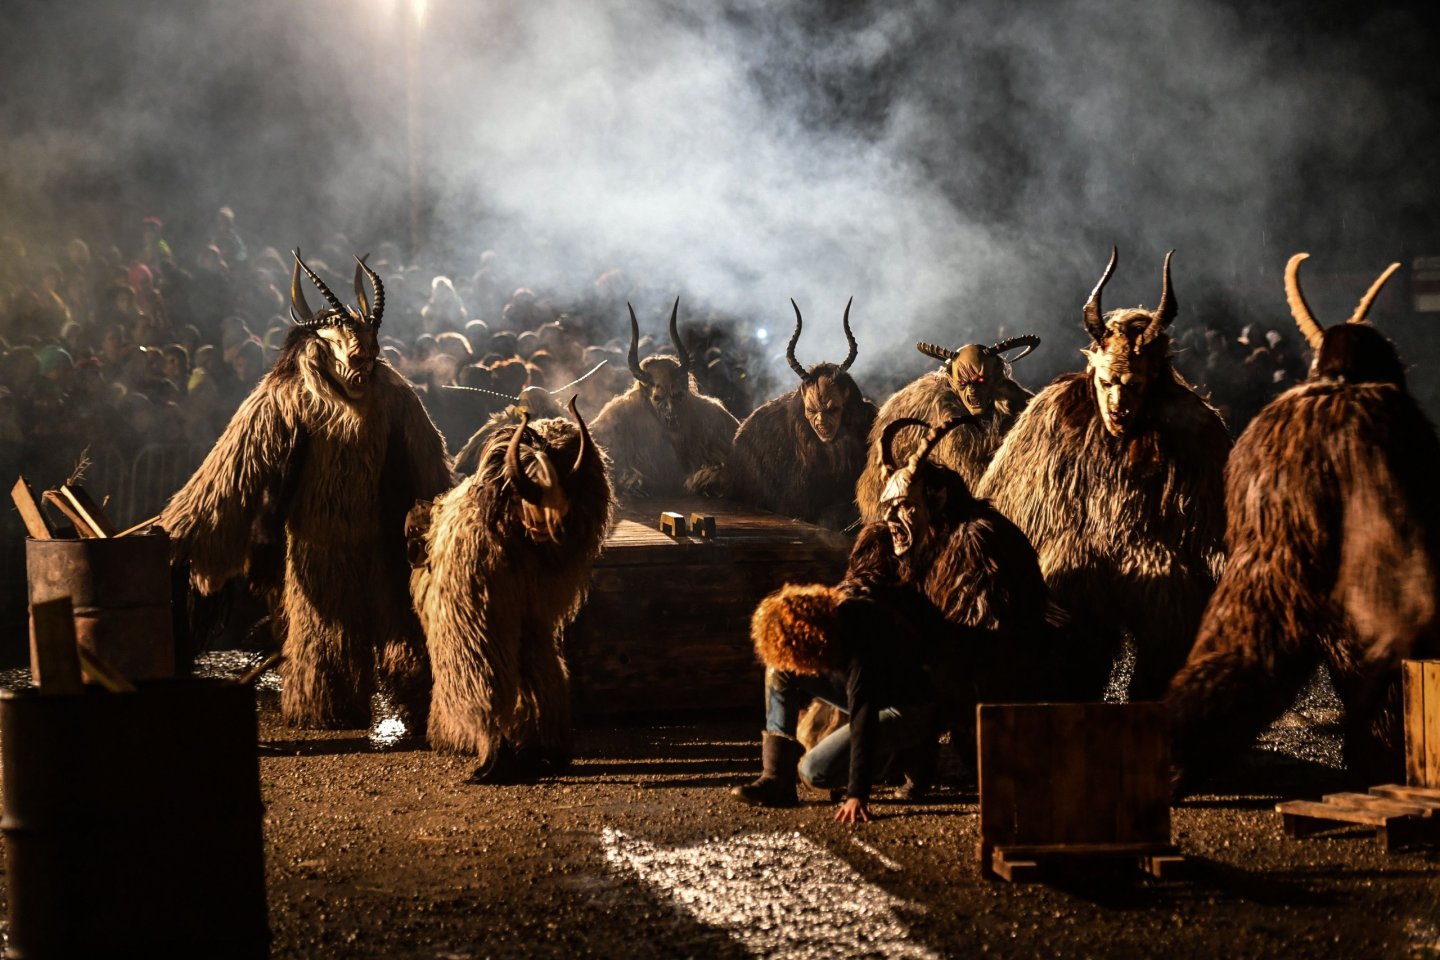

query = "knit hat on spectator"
(36, 345), (73, 378)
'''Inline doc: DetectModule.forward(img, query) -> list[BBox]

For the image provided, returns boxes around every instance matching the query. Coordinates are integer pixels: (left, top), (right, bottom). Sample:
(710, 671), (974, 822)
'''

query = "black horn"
(626, 303), (653, 385)
(289, 251), (318, 327)
(786, 299), (807, 380)
(912, 415), (976, 467)
(667, 297), (691, 374)
(1083, 246), (1118, 343)
(567, 395), (591, 475)
(505, 414), (548, 506)
(839, 297), (857, 372)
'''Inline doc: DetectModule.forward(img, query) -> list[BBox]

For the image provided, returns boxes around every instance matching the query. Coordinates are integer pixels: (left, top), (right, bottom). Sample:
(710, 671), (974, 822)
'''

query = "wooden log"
(31, 597), (83, 695)
(1320, 792), (1432, 817)
(116, 514), (162, 538)
(1275, 799), (1398, 827)
(59, 484), (118, 537)
(11, 476), (53, 539)
(42, 489), (100, 537)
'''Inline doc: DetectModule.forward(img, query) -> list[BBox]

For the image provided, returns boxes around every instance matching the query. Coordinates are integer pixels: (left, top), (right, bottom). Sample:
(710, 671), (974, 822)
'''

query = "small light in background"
(755, 328), (769, 342)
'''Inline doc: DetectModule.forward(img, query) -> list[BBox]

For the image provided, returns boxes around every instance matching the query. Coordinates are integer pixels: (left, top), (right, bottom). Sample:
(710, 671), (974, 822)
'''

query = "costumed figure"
(975, 248), (1230, 700)
(590, 300), (739, 498)
(408, 399), (613, 780)
(726, 298), (876, 529)
(161, 251), (453, 728)
(448, 360), (607, 474)
(855, 334), (1040, 522)
(1167, 255), (1440, 787)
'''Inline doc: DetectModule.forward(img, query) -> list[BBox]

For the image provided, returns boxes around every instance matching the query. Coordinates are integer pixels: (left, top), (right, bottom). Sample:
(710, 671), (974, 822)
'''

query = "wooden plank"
(1370, 784), (1440, 806)
(977, 704), (1019, 852)
(77, 647), (138, 694)
(42, 489), (100, 537)
(992, 842), (1181, 858)
(1275, 800), (1399, 827)
(1405, 660), (1427, 787)
(60, 484), (118, 537)
(11, 476), (53, 539)
(31, 596), (83, 695)
(1047, 703), (1092, 845)
(1321, 793), (1431, 817)
(1426, 662), (1440, 791)
(1125, 702), (1173, 845)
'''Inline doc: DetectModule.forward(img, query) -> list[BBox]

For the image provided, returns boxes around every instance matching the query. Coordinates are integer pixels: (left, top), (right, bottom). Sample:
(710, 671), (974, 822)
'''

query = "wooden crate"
(976, 702), (1181, 882)
(1403, 659), (1440, 788)
(563, 497), (850, 718)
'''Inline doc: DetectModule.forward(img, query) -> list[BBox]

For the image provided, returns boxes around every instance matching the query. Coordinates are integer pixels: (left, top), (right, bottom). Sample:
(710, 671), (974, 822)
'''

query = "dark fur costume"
(161, 330), (453, 728)
(855, 371), (1025, 522)
(410, 413), (613, 766)
(976, 369), (1229, 698)
(727, 364), (877, 529)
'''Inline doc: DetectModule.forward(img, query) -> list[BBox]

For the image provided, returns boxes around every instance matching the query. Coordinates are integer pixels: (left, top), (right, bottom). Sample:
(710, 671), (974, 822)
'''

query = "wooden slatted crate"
(976, 702), (1182, 882)
(563, 497), (850, 718)
(1403, 659), (1440, 789)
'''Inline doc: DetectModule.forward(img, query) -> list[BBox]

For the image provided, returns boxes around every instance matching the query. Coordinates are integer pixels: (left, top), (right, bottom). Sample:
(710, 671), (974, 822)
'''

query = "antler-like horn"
(353, 254), (384, 328)
(838, 297), (857, 373)
(786, 299), (807, 380)
(1284, 253), (1325, 351)
(505, 413), (548, 506)
(911, 415), (977, 468)
(626, 303), (653, 385)
(916, 341), (957, 361)
(989, 334), (1041, 363)
(668, 297), (691, 374)
(293, 248), (347, 317)
(1083, 246), (1118, 342)
(1348, 261), (1403, 325)
(567, 395), (591, 475)
(880, 417), (930, 473)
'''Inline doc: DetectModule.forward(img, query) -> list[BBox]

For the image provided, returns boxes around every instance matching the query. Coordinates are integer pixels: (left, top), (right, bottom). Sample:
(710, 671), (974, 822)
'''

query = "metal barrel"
(0, 679), (270, 959)
(25, 533), (175, 684)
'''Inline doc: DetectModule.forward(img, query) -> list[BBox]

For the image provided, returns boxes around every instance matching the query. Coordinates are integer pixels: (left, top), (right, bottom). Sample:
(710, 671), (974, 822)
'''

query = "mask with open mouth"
(876, 414), (974, 557)
(290, 248), (383, 401)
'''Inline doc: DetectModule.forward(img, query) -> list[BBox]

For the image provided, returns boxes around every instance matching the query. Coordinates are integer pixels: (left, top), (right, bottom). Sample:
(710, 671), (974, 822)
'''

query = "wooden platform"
(1277, 784), (1440, 852)
(563, 497), (851, 718)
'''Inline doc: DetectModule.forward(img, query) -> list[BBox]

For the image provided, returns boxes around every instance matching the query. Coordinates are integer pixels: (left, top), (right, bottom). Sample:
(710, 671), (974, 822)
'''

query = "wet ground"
(2, 654), (1439, 959)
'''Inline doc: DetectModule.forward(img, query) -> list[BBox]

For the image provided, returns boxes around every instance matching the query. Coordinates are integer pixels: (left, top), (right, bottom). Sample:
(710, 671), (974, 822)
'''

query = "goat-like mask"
(1079, 247), (1176, 439)
(788, 297), (858, 443)
(876, 415), (971, 556)
(1285, 252), (1405, 386)
(917, 334), (1040, 416)
(290, 248), (383, 401)
(503, 397), (594, 544)
(627, 298), (691, 428)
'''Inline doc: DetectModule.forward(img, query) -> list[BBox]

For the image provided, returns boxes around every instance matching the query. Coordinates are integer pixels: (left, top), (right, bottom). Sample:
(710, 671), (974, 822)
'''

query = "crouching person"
(732, 582), (944, 824)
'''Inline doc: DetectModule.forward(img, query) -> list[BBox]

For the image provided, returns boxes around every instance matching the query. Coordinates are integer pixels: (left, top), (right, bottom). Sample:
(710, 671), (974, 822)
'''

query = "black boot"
(731, 734), (802, 807)
(894, 738), (940, 802)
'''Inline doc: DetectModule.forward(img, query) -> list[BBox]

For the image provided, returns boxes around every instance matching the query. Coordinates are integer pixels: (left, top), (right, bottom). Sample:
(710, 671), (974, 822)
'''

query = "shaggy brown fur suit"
(1166, 380), (1440, 785)
(410, 416), (613, 766)
(161, 335), (453, 728)
(976, 370), (1230, 700)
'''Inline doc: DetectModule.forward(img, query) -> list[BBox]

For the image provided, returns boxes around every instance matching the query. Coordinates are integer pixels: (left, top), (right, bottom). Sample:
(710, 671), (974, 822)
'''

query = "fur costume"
(590, 300), (738, 498)
(161, 252), (453, 729)
(409, 401), (613, 768)
(727, 299), (877, 529)
(1167, 255), (1440, 785)
(855, 336), (1039, 522)
(975, 249), (1230, 700)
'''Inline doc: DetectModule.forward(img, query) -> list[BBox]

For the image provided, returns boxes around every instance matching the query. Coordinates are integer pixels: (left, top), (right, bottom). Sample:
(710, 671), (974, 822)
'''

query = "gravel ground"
(3, 654), (1439, 959)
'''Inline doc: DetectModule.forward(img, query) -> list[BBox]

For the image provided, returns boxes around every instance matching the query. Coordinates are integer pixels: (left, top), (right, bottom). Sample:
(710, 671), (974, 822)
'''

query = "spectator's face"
(163, 354), (184, 381)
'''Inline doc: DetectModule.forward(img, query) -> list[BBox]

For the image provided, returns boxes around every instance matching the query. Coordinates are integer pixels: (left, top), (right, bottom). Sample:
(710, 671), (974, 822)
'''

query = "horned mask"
(786, 297), (858, 443)
(876, 415), (972, 557)
(627, 298), (691, 428)
(1285, 253), (1405, 386)
(290, 248), (384, 401)
(917, 335), (1040, 416)
(1080, 247), (1177, 439)
(503, 397), (594, 544)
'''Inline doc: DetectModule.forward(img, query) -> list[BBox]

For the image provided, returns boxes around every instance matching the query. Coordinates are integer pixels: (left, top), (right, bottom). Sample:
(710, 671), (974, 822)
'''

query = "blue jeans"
(763, 667), (938, 790)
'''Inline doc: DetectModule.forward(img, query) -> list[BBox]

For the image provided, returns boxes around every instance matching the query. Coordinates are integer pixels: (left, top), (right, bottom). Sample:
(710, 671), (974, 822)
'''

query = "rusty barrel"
(0, 679), (269, 959)
(25, 533), (174, 684)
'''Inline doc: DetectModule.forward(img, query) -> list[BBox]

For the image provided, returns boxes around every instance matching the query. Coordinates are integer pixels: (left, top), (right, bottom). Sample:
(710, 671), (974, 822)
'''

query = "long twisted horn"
(293, 248), (347, 318)
(786, 299), (807, 380)
(1284, 253), (1325, 351)
(838, 297), (857, 372)
(626, 303), (653, 385)
(911, 414), (977, 468)
(880, 417), (930, 472)
(505, 413), (548, 506)
(668, 297), (691, 374)
(916, 341), (957, 362)
(567, 395), (591, 475)
(289, 251), (318, 327)
(989, 334), (1041, 363)
(1348, 261), (1403, 325)
(1083, 246), (1118, 343)
(353, 254), (385, 328)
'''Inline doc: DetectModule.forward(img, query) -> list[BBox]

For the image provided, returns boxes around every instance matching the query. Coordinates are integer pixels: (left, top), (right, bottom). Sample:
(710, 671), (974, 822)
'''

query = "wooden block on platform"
(1404, 659), (1440, 788)
(658, 511), (688, 537)
(689, 513), (716, 538)
(976, 702), (1177, 882)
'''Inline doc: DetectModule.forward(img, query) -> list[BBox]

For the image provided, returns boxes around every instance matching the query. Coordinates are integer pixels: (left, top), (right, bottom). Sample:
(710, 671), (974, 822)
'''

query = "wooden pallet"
(983, 842), (1187, 882)
(1277, 784), (1440, 852)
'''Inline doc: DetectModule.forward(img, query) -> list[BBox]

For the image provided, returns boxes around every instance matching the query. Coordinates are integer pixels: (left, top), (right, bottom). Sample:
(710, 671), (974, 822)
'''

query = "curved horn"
(567, 395), (591, 475)
(353, 257), (371, 318)
(1284, 253), (1325, 351)
(912, 414), (978, 467)
(786, 299), (808, 380)
(626, 303), (652, 385)
(505, 413), (548, 506)
(989, 334), (1041, 363)
(353, 254), (385, 328)
(1083, 246), (1118, 343)
(293, 249), (347, 317)
(1153, 249), (1177, 327)
(289, 250), (318, 327)
(916, 341), (957, 362)
(880, 417), (930, 472)
(838, 296), (857, 373)
(1348, 261), (1403, 325)
(668, 297), (691, 374)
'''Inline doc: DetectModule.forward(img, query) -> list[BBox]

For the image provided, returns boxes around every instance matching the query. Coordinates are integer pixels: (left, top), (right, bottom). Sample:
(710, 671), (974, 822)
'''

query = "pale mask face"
(317, 321), (379, 400)
(801, 376), (848, 443)
(879, 468), (933, 557)
(1085, 345), (1151, 439)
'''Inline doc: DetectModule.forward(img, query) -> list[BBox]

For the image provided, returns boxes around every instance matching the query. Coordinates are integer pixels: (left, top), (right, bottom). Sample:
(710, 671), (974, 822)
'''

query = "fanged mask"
(290, 249), (384, 401)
